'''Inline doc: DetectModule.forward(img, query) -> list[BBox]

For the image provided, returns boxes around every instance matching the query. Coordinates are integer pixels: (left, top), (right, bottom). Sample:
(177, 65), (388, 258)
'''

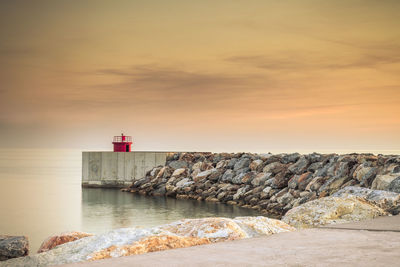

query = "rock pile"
(125, 152), (400, 217)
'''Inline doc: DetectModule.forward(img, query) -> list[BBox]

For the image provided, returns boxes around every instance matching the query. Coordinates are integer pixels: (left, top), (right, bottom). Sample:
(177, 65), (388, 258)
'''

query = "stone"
(194, 168), (217, 182)
(220, 169), (234, 183)
(175, 178), (194, 188)
(388, 177), (400, 193)
(251, 173), (271, 187)
(371, 174), (400, 190)
(272, 171), (291, 189)
(263, 162), (285, 175)
(308, 161), (323, 172)
(241, 172), (256, 184)
(233, 158), (251, 171)
(168, 160), (188, 170)
(333, 186), (400, 215)
(6, 217), (294, 266)
(171, 168), (187, 178)
(216, 160), (229, 169)
(387, 164), (400, 174)
(37, 232), (93, 253)
(282, 196), (387, 229)
(305, 176), (327, 192)
(0, 235), (29, 261)
(233, 187), (248, 200)
(318, 176), (351, 194)
(288, 156), (309, 174)
(281, 153), (301, 164)
(249, 160), (263, 171)
(277, 192), (293, 205)
(353, 164), (377, 186)
(288, 175), (300, 189)
(227, 158), (238, 169)
(297, 172), (314, 191)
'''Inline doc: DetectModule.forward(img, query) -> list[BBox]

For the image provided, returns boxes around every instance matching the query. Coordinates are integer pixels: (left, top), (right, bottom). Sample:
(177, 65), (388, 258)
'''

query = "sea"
(0, 148), (260, 253)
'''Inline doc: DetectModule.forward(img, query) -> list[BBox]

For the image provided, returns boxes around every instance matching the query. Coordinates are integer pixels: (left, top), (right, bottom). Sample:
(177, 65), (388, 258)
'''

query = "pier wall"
(82, 152), (169, 188)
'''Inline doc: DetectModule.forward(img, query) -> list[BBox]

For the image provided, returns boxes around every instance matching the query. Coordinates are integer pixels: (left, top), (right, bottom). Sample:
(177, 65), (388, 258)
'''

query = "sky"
(0, 0), (399, 153)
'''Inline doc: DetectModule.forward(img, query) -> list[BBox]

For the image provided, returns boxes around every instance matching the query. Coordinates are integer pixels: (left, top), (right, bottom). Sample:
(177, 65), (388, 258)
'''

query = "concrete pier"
(82, 152), (169, 188)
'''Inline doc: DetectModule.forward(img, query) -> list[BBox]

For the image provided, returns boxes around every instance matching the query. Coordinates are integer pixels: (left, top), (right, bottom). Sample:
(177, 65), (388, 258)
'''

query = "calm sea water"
(0, 149), (260, 253)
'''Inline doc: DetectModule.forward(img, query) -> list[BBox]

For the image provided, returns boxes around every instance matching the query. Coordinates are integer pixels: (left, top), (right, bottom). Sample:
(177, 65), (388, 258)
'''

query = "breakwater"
(125, 152), (400, 217)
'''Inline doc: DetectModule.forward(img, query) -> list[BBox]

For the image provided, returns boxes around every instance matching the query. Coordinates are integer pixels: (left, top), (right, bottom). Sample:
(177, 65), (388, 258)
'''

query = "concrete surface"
(321, 214), (400, 232)
(60, 215), (400, 267)
(82, 152), (169, 188)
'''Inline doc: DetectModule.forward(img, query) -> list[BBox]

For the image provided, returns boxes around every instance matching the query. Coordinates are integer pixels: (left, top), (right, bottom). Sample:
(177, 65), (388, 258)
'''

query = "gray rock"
(168, 160), (188, 170)
(220, 169), (234, 183)
(387, 177), (400, 193)
(318, 176), (351, 194)
(288, 156), (309, 174)
(371, 174), (400, 190)
(353, 164), (377, 187)
(175, 178), (194, 188)
(277, 192), (293, 205)
(263, 162), (285, 175)
(233, 186), (249, 200)
(232, 173), (245, 184)
(280, 153), (301, 164)
(307, 162), (323, 172)
(233, 158), (251, 171)
(227, 158), (238, 169)
(251, 173), (271, 187)
(0, 235), (29, 261)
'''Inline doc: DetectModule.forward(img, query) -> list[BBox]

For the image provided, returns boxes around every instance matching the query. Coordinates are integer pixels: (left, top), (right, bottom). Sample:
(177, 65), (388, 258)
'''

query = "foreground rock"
(282, 196), (387, 229)
(2, 217), (294, 266)
(0, 236), (29, 261)
(37, 232), (93, 253)
(125, 152), (400, 218)
(333, 186), (400, 215)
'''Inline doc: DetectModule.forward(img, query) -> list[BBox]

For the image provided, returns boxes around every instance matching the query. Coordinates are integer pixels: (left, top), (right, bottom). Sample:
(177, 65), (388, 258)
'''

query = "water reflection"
(82, 188), (261, 234)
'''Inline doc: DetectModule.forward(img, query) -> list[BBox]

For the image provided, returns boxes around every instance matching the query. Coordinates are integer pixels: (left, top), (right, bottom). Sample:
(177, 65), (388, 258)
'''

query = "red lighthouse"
(113, 133), (132, 152)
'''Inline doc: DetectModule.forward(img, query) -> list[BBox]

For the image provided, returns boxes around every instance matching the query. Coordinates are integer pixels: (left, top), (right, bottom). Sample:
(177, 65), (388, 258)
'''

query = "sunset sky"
(0, 0), (399, 153)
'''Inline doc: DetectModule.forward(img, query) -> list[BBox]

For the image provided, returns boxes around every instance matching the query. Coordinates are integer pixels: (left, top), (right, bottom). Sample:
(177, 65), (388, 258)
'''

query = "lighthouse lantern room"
(113, 133), (132, 152)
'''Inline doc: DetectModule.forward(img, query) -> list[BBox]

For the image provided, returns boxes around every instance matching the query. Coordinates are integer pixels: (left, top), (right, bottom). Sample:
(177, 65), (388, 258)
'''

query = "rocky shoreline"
(124, 152), (400, 218)
(2, 152), (400, 266)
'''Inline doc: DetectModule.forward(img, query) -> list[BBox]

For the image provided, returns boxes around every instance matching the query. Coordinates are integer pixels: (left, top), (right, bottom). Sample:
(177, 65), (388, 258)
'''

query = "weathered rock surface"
(372, 174), (400, 190)
(2, 217), (294, 266)
(37, 232), (93, 253)
(0, 236), (29, 261)
(333, 186), (400, 215)
(282, 196), (387, 229)
(125, 152), (400, 218)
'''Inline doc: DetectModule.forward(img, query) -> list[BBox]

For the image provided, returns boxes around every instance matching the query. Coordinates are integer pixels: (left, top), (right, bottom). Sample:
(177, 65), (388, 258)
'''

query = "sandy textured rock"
(0, 236), (29, 261)
(3, 217), (294, 266)
(88, 235), (211, 261)
(282, 196), (387, 229)
(37, 232), (93, 253)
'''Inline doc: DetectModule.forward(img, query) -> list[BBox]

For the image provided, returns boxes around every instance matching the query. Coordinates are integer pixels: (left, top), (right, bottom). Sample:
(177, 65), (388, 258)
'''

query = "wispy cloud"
(225, 50), (400, 71)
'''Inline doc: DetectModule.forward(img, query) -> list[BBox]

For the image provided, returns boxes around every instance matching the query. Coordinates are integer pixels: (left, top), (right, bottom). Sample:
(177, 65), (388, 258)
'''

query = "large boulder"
(5, 217), (294, 266)
(0, 235), (29, 261)
(333, 186), (400, 215)
(282, 196), (387, 229)
(37, 232), (93, 253)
